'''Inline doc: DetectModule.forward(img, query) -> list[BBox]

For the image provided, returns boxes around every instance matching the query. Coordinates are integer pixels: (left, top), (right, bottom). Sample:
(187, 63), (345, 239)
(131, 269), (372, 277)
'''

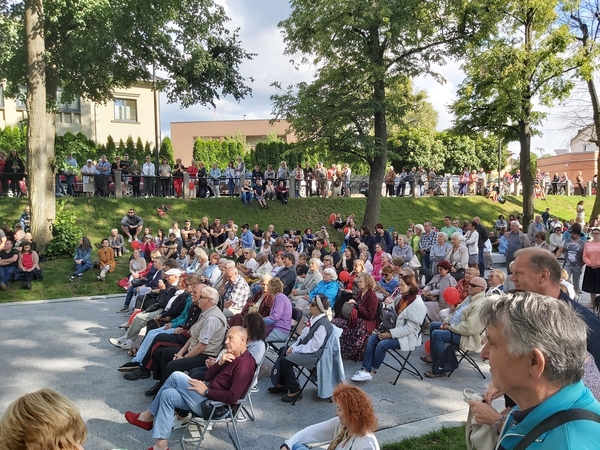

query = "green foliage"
(45, 201), (83, 259)
(0, 125), (26, 154)
(144, 141), (152, 155)
(106, 135), (116, 160)
(118, 139), (125, 153)
(54, 132), (98, 170)
(126, 136), (135, 156)
(159, 137), (175, 166)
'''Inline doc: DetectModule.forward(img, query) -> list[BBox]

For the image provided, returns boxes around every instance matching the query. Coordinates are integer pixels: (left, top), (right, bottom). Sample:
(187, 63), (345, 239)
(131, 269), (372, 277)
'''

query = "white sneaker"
(128, 236), (133, 243)
(350, 370), (373, 382)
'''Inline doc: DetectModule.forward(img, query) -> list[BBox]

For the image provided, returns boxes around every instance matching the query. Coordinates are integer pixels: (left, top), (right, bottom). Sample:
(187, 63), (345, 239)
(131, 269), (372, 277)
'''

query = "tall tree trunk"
(363, 77), (387, 229)
(25, 0), (54, 253)
(587, 78), (600, 223)
(519, 120), (534, 225)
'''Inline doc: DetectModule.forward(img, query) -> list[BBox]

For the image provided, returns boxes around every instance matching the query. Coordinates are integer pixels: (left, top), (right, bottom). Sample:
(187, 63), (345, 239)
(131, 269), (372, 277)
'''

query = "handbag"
(341, 301), (356, 320)
(379, 305), (398, 332)
(408, 254), (421, 269)
(270, 346), (288, 387)
(199, 399), (228, 420)
(466, 405), (497, 450)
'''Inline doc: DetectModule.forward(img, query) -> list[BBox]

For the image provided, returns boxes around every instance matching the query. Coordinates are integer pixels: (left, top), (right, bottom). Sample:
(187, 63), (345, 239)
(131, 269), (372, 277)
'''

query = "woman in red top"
(332, 273), (379, 361)
(187, 160), (198, 198)
(17, 242), (39, 289)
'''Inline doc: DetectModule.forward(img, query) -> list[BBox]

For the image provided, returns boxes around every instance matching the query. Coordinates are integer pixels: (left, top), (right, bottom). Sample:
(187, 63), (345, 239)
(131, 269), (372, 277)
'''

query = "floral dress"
(331, 288), (379, 361)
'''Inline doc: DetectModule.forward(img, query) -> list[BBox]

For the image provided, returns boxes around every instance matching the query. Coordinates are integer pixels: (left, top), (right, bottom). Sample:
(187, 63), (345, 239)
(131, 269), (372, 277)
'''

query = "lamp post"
(153, 63), (161, 196)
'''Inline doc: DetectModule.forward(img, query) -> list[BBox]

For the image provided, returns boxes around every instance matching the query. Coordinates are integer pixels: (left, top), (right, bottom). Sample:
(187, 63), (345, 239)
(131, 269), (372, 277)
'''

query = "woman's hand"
(173, 352), (184, 360)
(450, 267), (456, 272)
(378, 331), (392, 339)
(348, 299), (356, 304)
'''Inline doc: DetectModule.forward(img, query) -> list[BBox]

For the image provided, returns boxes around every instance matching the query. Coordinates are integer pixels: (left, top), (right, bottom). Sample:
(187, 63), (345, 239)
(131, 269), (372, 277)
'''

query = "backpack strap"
(514, 408), (600, 450)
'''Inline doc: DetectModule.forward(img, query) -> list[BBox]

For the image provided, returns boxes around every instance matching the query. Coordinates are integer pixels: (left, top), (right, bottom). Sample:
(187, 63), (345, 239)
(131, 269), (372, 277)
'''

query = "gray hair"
(381, 252), (392, 262)
(450, 232), (464, 242)
(309, 257), (321, 266)
(223, 260), (236, 269)
(202, 286), (220, 305)
(480, 291), (587, 387)
(514, 247), (561, 284)
(195, 248), (208, 263)
(323, 267), (338, 280)
(437, 232), (448, 241)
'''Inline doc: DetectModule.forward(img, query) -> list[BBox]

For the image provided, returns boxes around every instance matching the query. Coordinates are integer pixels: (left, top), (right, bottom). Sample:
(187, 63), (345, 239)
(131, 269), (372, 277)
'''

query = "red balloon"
(343, 227), (349, 234)
(226, 248), (235, 256)
(339, 271), (350, 282)
(443, 287), (461, 306)
(424, 339), (431, 354)
(131, 240), (141, 251)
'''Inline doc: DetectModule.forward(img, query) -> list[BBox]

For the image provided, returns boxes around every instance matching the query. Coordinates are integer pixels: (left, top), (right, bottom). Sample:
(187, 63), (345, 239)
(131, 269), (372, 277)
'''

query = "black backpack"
(432, 338), (459, 375)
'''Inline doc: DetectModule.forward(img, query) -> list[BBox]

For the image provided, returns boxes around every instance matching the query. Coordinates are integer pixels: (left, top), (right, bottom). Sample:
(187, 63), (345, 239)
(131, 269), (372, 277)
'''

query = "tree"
(159, 137), (175, 166)
(0, 0), (254, 248)
(135, 137), (145, 162)
(568, 0), (600, 222)
(272, 0), (486, 228)
(452, 0), (576, 224)
(24, 0), (52, 252)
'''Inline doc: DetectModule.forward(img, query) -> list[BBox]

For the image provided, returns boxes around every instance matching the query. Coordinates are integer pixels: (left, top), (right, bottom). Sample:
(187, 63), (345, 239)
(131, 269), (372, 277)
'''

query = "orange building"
(537, 125), (598, 182)
(170, 119), (296, 163)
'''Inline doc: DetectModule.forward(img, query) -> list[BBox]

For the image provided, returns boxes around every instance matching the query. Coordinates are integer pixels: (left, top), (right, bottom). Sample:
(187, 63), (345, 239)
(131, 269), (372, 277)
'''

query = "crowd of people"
(3, 197), (600, 448)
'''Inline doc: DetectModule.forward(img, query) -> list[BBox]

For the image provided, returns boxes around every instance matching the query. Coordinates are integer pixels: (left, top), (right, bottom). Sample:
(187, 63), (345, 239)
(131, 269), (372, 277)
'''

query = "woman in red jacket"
(332, 273), (379, 361)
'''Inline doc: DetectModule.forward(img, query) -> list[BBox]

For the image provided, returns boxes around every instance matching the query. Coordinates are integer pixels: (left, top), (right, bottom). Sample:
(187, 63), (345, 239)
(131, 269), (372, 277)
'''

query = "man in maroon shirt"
(125, 326), (256, 450)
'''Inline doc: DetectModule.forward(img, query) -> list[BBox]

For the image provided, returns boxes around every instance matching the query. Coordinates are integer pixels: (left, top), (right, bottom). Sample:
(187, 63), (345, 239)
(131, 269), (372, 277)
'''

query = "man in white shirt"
(142, 156), (156, 197)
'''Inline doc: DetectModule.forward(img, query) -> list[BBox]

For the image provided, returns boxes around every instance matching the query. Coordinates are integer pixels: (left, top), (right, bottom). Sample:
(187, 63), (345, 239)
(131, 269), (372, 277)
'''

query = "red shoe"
(125, 411), (153, 431)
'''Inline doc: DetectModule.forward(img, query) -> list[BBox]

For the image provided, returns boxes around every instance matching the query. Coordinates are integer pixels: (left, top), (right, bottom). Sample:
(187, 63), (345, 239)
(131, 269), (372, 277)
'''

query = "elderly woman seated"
(486, 269), (505, 296)
(263, 277), (293, 343)
(291, 258), (323, 309)
(332, 273), (379, 361)
(421, 276), (487, 378)
(374, 265), (399, 301)
(351, 274), (426, 382)
(268, 295), (334, 404)
(298, 267), (340, 319)
(445, 232), (469, 280)
(421, 260), (457, 321)
(228, 273), (274, 327)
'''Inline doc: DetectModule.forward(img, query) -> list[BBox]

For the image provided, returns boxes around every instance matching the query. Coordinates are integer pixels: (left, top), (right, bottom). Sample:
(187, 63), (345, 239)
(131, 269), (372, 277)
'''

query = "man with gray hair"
(476, 291), (600, 449)
(219, 260), (250, 317)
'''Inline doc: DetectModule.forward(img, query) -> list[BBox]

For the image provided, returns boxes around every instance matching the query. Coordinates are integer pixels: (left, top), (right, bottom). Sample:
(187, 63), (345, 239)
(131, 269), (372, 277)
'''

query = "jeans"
(73, 262), (93, 276)
(228, 179), (235, 197)
(132, 327), (174, 364)
(123, 285), (137, 308)
(565, 265), (583, 292)
(478, 247), (485, 276)
(0, 266), (16, 284)
(422, 251), (432, 271)
(149, 371), (206, 440)
(292, 445), (311, 450)
(266, 328), (289, 343)
(362, 334), (400, 372)
(241, 191), (252, 204)
(430, 322), (461, 362)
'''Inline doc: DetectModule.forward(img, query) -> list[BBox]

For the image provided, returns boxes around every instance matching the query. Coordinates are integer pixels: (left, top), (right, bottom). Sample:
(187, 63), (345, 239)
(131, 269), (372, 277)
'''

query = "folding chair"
(238, 342), (268, 422)
(265, 307), (303, 364)
(182, 360), (262, 450)
(447, 329), (487, 379)
(381, 319), (427, 384)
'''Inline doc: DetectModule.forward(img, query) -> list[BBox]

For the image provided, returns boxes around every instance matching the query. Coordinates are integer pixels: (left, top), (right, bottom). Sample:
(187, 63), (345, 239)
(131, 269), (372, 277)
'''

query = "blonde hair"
(0, 389), (87, 450)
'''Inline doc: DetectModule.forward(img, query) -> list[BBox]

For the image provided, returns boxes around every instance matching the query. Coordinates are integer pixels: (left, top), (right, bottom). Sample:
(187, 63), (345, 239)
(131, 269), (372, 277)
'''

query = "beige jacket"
(447, 290), (486, 351)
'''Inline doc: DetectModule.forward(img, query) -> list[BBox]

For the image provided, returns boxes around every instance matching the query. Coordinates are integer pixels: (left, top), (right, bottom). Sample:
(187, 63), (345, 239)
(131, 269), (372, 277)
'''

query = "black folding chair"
(381, 319), (428, 384)
(447, 329), (487, 379)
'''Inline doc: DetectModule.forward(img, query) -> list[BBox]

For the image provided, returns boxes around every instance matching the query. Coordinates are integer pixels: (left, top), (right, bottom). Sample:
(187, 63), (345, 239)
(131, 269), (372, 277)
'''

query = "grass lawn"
(0, 193), (593, 302)
(381, 426), (466, 450)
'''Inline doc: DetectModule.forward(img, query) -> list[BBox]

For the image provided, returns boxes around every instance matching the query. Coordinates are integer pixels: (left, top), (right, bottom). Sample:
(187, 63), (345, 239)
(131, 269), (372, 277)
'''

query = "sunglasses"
(469, 283), (483, 288)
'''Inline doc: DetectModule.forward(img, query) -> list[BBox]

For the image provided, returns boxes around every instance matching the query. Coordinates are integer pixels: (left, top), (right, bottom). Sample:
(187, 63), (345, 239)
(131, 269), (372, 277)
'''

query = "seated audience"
(486, 269), (505, 295)
(422, 276), (487, 378)
(264, 277), (293, 342)
(268, 295), (333, 404)
(68, 237), (93, 281)
(124, 326), (255, 450)
(229, 274), (274, 327)
(421, 260), (457, 321)
(351, 275), (426, 382)
(280, 384), (379, 450)
(332, 273), (379, 361)
(108, 227), (125, 257)
(16, 241), (39, 289)
(97, 238), (116, 281)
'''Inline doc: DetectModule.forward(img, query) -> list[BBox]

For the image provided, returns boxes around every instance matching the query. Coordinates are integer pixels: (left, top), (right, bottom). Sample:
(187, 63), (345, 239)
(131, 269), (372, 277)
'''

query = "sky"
(159, 0), (589, 158)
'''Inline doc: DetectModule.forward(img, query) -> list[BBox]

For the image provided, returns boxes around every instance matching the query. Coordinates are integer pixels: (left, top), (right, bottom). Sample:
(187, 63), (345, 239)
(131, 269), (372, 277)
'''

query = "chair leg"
(227, 406), (242, 450)
(448, 349), (486, 379)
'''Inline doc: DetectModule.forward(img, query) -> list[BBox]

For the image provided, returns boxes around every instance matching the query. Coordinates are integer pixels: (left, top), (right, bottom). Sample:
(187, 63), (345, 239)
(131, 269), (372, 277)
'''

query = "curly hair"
(333, 384), (377, 436)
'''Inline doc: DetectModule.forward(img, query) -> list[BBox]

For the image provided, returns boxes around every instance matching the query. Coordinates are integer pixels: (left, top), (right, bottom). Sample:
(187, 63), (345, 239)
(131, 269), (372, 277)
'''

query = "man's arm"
(0, 254), (18, 266)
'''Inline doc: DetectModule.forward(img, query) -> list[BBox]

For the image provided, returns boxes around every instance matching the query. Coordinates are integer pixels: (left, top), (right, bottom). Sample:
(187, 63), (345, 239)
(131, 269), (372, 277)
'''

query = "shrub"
(45, 202), (82, 259)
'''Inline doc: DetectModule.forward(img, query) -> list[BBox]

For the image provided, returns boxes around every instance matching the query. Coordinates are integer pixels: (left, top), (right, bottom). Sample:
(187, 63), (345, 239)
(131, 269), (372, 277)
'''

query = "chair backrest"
(286, 307), (304, 343)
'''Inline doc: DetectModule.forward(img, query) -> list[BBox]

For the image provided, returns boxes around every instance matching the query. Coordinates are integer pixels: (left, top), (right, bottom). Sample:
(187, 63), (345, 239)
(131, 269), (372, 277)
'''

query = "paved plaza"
(1, 294), (495, 450)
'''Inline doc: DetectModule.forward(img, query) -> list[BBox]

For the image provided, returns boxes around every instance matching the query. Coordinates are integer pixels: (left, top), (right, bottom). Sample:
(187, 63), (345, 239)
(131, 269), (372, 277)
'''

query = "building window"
(114, 98), (137, 122)
(16, 87), (26, 110)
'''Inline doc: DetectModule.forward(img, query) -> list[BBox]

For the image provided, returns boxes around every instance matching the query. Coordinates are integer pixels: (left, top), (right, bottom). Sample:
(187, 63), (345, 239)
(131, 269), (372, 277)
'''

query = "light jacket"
(389, 295), (427, 351)
(446, 290), (486, 351)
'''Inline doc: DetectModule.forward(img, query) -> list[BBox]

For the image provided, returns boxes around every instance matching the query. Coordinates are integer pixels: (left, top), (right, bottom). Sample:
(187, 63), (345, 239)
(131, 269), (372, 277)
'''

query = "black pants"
(142, 332), (188, 370)
(578, 183), (586, 196)
(279, 356), (301, 393)
(211, 234), (225, 248)
(160, 178), (170, 197)
(132, 177), (141, 196)
(144, 178), (154, 196)
(154, 347), (209, 386)
(386, 184), (395, 196)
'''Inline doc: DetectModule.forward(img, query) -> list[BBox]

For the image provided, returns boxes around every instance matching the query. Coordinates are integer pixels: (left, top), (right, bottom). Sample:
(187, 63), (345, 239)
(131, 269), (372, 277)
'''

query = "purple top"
(265, 292), (292, 336)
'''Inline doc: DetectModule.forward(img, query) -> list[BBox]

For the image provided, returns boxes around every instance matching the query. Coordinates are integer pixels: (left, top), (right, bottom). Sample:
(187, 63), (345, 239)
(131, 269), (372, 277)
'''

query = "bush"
(45, 201), (82, 259)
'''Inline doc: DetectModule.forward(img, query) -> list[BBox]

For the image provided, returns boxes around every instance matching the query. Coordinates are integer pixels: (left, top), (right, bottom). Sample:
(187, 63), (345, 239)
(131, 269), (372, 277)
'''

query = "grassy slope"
(0, 194), (592, 302)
